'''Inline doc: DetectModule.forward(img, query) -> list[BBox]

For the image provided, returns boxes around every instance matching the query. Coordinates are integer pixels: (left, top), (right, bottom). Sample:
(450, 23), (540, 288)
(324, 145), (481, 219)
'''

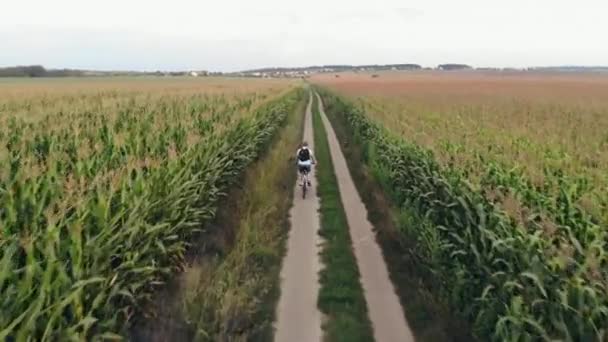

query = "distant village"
(235, 64), (432, 78)
(224, 64), (608, 78)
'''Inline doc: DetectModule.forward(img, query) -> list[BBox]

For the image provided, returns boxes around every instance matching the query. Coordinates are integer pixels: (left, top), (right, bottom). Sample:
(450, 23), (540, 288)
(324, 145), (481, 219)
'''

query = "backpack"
(298, 148), (311, 161)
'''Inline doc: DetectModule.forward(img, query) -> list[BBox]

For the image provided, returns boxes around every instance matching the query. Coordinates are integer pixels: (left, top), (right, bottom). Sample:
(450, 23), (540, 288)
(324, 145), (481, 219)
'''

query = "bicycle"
(300, 167), (310, 199)
(298, 161), (315, 199)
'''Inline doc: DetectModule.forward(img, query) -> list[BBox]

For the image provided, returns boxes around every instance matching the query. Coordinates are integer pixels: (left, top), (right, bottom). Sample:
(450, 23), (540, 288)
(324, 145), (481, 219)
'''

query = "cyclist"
(296, 141), (315, 186)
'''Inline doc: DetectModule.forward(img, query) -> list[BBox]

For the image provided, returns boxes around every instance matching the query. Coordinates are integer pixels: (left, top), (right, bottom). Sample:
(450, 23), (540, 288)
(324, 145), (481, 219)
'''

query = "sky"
(1, 0), (607, 71)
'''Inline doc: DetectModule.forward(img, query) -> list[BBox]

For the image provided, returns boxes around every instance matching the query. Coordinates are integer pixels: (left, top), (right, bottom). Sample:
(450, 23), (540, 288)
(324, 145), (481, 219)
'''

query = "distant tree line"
(0, 65), (87, 77)
(0, 65), (47, 77)
(0, 65), (214, 78)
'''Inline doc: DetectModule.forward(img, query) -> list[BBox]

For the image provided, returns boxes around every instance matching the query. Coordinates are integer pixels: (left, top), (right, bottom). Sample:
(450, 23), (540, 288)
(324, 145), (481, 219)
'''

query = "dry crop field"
(0, 77), (297, 339)
(315, 71), (608, 224)
(0, 77), (293, 120)
(315, 71), (608, 340)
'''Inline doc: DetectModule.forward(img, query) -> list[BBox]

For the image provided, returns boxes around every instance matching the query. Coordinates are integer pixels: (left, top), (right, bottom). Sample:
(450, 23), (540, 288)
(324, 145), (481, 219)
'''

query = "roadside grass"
(312, 94), (375, 342)
(131, 91), (306, 341)
(182, 94), (306, 341)
(316, 88), (474, 341)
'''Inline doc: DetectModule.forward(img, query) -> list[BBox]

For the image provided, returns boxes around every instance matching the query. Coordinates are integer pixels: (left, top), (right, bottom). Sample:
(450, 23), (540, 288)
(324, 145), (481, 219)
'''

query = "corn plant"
(0, 87), (303, 340)
(318, 89), (608, 341)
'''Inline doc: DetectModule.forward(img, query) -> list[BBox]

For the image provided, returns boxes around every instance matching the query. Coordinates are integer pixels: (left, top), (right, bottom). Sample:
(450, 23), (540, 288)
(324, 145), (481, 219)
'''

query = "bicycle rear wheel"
(302, 173), (308, 199)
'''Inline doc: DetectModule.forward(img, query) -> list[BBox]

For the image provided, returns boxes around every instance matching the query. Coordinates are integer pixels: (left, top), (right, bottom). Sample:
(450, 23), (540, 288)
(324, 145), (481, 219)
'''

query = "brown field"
(312, 71), (608, 103)
(0, 77), (296, 122)
(0, 76), (294, 97)
(313, 71), (608, 222)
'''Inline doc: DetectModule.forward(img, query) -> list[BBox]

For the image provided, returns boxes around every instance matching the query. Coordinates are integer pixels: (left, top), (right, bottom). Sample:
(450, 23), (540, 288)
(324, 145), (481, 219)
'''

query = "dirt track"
(274, 93), (323, 342)
(316, 93), (414, 342)
(274, 92), (413, 341)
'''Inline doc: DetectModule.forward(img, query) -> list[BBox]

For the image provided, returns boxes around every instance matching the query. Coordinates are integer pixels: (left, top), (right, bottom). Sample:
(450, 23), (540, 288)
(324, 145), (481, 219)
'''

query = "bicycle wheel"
(302, 173), (307, 199)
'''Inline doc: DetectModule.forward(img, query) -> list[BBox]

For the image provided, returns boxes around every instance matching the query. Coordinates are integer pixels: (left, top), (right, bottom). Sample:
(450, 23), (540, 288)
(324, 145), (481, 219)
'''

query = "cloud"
(1, 0), (607, 70)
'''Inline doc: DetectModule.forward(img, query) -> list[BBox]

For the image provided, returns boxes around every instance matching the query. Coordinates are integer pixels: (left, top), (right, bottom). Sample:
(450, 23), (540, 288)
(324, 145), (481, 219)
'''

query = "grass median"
(312, 94), (374, 342)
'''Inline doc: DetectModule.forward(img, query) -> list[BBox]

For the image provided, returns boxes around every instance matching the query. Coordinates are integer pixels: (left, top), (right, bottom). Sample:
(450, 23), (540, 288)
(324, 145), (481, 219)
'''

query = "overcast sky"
(1, 0), (607, 71)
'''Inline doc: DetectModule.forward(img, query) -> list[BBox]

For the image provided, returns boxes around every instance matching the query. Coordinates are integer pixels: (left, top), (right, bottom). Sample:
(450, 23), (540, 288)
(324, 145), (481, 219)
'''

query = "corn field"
(0, 80), (301, 340)
(319, 89), (608, 341)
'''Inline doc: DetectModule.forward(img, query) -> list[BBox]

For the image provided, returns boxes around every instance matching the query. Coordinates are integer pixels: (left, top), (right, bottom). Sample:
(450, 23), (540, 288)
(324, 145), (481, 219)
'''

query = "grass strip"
(312, 94), (374, 342)
(182, 92), (307, 341)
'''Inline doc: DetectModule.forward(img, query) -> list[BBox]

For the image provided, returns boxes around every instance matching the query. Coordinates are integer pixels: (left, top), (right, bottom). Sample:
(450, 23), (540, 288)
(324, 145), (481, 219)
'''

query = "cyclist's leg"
(305, 165), (312, 186)
(298, 165), (305, 186)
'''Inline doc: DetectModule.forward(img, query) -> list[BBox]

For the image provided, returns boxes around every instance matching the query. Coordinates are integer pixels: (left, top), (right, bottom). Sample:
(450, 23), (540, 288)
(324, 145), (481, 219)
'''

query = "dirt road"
(274, 93), (323, 342)
(274, 92), (413, 341)
(316, 93), (414, 342)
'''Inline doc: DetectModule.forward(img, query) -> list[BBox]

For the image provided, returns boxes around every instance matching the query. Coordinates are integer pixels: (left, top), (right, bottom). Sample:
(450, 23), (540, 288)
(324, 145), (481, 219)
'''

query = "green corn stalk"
(317, 88), (608, 342)
(0, 88), (304, 340)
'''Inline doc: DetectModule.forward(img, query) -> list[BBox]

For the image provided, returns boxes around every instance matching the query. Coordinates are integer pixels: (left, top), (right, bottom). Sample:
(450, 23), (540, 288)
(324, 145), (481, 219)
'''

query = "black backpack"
(298, 148), (311, 161)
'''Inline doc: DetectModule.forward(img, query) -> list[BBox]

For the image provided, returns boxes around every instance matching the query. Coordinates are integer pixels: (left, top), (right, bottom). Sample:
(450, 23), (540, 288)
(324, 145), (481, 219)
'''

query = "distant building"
(438, 64), (472, 71)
